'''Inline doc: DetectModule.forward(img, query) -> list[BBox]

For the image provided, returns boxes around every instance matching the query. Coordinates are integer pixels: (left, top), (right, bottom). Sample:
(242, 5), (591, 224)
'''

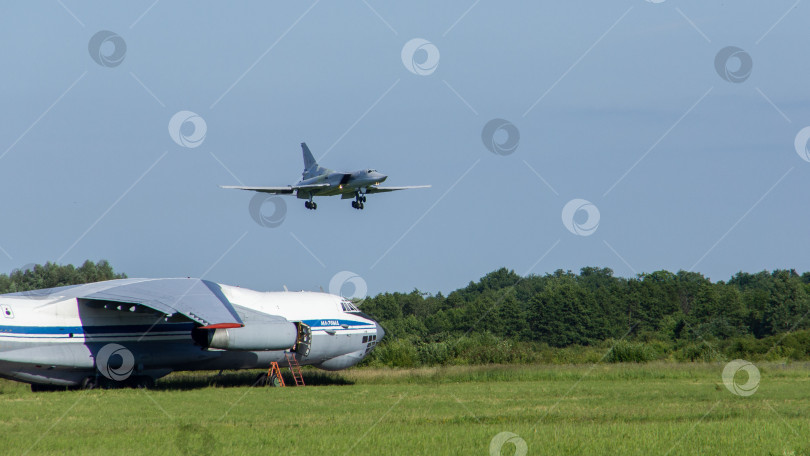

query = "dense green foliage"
(4, 262), (808, 367)
(360, 267), (810, 366)
(0, 260), (125, 294)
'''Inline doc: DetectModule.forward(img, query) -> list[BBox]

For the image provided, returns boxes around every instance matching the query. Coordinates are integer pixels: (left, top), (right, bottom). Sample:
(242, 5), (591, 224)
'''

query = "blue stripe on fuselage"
(301, 318), (375, 329)
(0, 318), (374, 337)
(0, 322), (195, 336)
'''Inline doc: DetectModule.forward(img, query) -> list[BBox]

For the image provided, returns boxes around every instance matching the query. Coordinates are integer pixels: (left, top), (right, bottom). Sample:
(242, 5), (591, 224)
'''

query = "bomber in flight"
(0, 278), (383, 391)
(221, 142), (430, 210)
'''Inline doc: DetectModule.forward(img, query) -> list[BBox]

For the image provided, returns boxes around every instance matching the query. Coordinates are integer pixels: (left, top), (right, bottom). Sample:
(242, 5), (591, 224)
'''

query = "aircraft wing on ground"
(8, 278), (245, 329)
(81, 279), (245, 329)
(364, 185), (431, 194)
(219, 184), (329, 194)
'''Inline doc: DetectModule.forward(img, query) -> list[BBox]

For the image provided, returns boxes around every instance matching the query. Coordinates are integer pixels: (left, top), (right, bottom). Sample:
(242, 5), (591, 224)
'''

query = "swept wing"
(6, 278), (244, 328)
(219, 184), (329, 194)
(364, 185), (431, 194)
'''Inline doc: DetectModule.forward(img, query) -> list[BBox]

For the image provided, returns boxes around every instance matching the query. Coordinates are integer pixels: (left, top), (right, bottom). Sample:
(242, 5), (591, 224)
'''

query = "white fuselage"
(0, 281), (383, 386)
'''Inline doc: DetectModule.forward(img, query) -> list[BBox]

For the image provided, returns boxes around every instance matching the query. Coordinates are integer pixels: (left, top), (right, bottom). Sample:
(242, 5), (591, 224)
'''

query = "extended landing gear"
(351, 194), (367, 210)
(304, 200), (317, 210)
(79, 375), (155, 390)
(255, 372), (283, 387)
(81, 376), (97, 390)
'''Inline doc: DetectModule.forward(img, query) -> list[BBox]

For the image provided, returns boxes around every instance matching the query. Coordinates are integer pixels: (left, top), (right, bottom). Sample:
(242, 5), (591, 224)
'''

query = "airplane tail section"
(301, 142), (325, 179)
(302, 143), (317, 171)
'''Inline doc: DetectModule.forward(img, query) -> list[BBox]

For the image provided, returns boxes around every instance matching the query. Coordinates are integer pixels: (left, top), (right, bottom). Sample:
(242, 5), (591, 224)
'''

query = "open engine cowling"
(195, 320), (298, 351)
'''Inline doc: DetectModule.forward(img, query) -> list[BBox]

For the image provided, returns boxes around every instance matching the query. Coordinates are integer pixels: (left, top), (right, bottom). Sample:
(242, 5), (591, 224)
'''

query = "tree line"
(0, 260), (125, 294)
(359, 267), (810, 366)
(3, 262), (808, 365)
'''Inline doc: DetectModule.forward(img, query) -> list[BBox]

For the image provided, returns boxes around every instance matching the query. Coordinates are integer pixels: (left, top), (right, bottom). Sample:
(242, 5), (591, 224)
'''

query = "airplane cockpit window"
(367, 169), (376, 173)
(340, 299), (360, 312)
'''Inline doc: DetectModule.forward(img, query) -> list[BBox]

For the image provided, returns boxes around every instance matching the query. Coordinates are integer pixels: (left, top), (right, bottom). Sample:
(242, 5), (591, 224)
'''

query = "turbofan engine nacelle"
(200, 321), (297, 351)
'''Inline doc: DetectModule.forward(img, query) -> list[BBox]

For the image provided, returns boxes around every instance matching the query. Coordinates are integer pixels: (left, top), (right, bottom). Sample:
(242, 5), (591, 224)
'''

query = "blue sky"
(1, 1), (809, 296)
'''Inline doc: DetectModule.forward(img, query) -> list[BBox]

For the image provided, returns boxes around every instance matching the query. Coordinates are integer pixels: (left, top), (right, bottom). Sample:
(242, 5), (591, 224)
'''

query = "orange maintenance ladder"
(264, 353), (305, 387)
(285, 352), (305, 386)
(266, 362), (285, 387)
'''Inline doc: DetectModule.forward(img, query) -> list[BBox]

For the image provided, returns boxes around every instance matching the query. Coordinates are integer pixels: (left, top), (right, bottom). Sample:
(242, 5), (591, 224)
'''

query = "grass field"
(1, 362), (808, 455)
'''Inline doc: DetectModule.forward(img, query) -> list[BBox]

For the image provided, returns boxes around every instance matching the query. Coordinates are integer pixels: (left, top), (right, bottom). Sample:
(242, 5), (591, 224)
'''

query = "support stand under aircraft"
(221, 143), (430, 210)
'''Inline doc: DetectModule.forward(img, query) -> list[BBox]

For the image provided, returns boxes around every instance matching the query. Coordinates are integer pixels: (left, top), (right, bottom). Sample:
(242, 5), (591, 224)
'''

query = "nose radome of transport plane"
(375, 323), (385, 341)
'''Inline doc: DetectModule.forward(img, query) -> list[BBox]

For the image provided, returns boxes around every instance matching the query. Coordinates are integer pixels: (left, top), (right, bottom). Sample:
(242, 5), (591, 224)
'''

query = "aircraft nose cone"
(375, 323), (385, 341)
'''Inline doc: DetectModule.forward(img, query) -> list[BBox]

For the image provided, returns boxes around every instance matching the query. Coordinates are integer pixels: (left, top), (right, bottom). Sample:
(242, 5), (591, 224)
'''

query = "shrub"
(370, 338), (420, 367)
(673, 341), (722, 362)
(605, 340), (659, 363)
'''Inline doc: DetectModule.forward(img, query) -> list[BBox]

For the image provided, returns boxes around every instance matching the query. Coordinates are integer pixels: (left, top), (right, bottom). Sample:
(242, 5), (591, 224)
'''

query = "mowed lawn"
(0, 363), (808, 455)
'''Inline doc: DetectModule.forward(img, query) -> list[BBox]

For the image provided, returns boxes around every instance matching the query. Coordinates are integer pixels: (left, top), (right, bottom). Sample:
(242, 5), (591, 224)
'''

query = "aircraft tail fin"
(302, 142), (317, 171)
(301, 142), (330, 179)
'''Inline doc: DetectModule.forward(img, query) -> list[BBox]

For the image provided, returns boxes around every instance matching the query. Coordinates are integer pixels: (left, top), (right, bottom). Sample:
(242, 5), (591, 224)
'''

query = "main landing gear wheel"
(81, 376), (98, 390)
(304, 201), (317, 210)
(255, 373), (282, 387)
(352, 193), (366, 210)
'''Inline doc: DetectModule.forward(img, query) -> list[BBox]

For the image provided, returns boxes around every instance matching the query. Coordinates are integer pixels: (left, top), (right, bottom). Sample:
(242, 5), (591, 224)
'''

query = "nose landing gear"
(304, 200), (317, 210)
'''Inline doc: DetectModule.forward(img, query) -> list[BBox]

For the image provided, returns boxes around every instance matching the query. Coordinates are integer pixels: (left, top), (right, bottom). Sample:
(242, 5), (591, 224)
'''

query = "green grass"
(1, 362), (809, 455)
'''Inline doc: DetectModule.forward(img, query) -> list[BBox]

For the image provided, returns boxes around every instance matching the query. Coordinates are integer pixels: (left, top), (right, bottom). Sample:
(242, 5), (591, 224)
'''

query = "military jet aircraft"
(221, 143), (430, 210)
(0, 278), (383, 391)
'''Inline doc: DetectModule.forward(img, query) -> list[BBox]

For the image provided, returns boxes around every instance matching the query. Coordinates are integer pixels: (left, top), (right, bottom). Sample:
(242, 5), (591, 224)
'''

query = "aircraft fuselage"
(296, 170), (388, 199)
(0, 281), (383, 387)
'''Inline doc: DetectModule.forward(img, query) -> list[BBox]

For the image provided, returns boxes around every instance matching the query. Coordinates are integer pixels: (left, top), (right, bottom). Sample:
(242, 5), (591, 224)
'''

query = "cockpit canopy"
(340, 298), (360, 312)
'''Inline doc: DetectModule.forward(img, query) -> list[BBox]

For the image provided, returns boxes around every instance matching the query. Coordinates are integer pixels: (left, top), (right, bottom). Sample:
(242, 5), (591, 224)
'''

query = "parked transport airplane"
(0, 278), (383, 391)
(221, 142), (430, 210)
